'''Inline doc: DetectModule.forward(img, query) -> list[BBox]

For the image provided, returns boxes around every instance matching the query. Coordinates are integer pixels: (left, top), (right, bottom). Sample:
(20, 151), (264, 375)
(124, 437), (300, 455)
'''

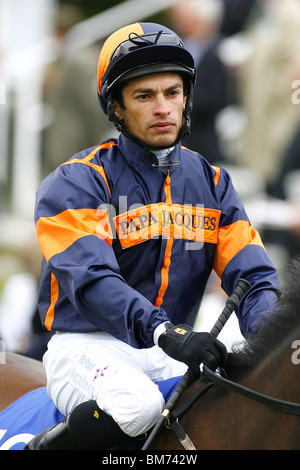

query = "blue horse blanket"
(0, 376), (182, 450)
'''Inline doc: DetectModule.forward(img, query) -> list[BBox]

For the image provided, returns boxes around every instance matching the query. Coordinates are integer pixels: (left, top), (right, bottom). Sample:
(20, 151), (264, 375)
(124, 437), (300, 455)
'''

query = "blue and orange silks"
(35, 134), (280, 348)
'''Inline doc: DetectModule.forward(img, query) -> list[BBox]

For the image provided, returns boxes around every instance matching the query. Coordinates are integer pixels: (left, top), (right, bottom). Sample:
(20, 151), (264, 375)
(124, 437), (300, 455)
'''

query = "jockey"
(25, 22), (280, 450)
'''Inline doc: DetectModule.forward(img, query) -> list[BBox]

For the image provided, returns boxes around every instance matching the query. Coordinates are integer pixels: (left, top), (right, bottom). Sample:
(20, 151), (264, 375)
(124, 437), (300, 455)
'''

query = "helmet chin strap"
(106, 84), (193, 153)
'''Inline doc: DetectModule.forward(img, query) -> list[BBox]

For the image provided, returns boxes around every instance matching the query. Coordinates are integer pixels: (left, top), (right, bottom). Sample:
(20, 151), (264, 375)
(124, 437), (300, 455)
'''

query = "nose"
(153, 94), (171, 116)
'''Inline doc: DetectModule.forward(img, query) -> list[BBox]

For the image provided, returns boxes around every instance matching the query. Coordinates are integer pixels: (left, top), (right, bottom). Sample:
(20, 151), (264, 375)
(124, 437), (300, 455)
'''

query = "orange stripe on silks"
(213, 220), (265, 279)
(164, 173), (172, 205)
(97, 141), (117, 151)
(155, 236), (173, 308)
(36, 208), (113, 262)
(155, 172), (174, 308)
(61, 142), (115, 197)
(44, 272), (59, 331)
(212, 166), (221, 187)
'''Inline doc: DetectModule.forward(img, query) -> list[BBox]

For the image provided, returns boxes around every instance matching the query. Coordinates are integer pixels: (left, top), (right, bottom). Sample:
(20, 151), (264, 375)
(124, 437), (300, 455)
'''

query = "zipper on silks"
(155, 170), (173, 308)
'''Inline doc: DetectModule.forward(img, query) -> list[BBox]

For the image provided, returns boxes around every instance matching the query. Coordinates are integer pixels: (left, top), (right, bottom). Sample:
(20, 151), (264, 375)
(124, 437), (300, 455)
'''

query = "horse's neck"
(242, 344), (297, 403)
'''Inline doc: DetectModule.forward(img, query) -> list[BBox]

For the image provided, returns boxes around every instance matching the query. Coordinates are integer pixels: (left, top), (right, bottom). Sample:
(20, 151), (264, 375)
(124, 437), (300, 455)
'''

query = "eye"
(167, 89), (180, 97)
(138, 94), (150, 100)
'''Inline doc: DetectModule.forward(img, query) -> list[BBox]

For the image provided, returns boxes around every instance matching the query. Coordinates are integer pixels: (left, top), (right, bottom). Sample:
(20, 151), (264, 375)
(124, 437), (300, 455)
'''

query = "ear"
(112, 100), (124, 120)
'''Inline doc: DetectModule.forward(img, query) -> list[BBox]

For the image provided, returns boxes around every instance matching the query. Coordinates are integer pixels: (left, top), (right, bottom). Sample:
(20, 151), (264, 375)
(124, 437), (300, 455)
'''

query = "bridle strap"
(203, 365), (300, 416)
(167, 367), (300, 450)
(170, 380), (214, 421)
(167, 379), (214, 451)
(169, 420), (196, 450)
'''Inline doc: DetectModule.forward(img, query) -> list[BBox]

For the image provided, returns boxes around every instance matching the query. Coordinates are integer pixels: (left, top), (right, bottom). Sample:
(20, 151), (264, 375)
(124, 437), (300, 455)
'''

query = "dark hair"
(111, 81), (128, 110)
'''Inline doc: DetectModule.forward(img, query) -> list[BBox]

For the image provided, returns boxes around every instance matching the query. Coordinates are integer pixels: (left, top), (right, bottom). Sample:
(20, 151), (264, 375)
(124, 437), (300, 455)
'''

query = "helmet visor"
(111, 31), (184, 61)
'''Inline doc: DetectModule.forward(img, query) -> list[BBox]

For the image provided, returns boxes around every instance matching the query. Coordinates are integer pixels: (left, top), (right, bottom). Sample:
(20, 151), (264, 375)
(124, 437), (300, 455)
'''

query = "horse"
(152, 258), (300, 450)
(1, 258), (300, 450)
(0, 353), (46, 414)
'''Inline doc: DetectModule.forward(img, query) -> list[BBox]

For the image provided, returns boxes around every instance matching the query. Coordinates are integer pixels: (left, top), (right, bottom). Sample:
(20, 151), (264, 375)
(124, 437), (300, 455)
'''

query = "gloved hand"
(158, 323), (228, 380)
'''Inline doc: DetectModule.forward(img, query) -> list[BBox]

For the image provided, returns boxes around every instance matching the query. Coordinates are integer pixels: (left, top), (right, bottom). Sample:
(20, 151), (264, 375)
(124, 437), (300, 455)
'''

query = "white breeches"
(43, 331), (187, 437)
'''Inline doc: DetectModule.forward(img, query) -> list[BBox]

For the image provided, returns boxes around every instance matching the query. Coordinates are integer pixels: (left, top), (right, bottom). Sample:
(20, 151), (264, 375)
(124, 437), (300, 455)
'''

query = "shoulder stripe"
(213, 220), (265, 278)
(36, 208), (113, 262)
(61, 142), (116, 197)
(212, 166), (221, 187)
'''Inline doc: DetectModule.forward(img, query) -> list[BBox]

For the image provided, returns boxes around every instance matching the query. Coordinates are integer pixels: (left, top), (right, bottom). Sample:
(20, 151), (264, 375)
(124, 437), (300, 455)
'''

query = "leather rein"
(167, 365), (300, 450)
(142, 280), (300, 450)
(203, 365), (300, 416)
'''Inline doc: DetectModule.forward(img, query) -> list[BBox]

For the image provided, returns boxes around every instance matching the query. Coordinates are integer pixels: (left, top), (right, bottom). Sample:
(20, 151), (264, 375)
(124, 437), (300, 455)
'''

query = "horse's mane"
(225, 257), (300, 381)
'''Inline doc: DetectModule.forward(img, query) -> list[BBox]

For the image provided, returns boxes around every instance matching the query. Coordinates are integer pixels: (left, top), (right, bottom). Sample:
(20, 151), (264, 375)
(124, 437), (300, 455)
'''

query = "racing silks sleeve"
(212, 167), (280, 337)
(35, 149), (169, 349)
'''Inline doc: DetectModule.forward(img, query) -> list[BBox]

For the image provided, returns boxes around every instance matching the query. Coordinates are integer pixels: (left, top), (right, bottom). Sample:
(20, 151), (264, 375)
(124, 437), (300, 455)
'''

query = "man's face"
(113, 72), (187, 148)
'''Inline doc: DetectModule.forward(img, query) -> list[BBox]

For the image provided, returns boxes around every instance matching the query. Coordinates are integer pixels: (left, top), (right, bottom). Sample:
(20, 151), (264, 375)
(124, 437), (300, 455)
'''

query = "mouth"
(150, 122), (175, 132)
